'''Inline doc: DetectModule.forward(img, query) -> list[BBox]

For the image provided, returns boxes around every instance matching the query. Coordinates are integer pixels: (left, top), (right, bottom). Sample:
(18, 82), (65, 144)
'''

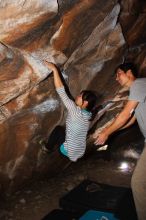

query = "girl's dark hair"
(115, 62), (138, 78)
(81, 90), (98, 121)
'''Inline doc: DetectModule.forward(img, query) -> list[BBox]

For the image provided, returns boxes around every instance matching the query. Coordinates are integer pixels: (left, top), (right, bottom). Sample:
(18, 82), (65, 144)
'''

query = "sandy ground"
(0, 149), (135, 220)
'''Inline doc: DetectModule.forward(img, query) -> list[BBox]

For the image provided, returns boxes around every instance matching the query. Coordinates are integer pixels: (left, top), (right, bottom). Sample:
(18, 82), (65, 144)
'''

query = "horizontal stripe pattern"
(56, 87), (91, 162)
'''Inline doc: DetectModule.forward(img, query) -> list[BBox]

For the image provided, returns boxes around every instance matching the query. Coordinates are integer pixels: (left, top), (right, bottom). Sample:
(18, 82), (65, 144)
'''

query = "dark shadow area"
(108, 122), (144, 149)
(45, 125), (66, 151)
(106, 121), (144, 161)
(42, 209), (81, 220)
(91, 121), (145, 162)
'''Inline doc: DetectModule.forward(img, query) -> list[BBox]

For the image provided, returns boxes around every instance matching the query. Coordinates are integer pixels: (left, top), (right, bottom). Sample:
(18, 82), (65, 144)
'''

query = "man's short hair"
(115, 62), (138, 78)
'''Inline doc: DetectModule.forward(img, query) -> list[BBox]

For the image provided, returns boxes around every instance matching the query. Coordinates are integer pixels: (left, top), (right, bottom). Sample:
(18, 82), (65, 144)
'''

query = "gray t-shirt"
(129, 78), (146, 141)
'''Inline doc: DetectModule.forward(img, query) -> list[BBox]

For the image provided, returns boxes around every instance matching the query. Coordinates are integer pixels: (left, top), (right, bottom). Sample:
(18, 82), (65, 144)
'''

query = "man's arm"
(94, 100), (138, 145)
(120, 115), (136, 130)
(44, 61), (63, 88)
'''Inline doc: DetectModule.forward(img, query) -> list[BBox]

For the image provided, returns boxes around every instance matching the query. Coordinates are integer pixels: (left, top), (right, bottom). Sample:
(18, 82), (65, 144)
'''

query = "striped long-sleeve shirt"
(56, 87), (91, 162)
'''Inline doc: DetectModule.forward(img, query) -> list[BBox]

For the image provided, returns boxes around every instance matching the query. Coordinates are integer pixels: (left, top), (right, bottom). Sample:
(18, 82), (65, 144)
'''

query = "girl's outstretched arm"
(44, 61), (63, 88)
(44, 61), (77, 111)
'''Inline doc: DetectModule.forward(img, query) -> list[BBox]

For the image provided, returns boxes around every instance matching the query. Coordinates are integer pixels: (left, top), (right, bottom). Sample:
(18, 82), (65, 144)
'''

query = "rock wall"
(0, 0), (146, 193)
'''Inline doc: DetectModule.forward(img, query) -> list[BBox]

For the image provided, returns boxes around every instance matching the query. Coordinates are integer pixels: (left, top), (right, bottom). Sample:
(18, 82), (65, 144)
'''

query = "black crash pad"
(59, 179), (137, 220)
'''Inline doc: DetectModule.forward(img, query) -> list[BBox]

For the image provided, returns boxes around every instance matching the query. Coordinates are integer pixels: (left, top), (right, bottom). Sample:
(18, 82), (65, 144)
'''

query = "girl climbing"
(43, 61), (98, 162)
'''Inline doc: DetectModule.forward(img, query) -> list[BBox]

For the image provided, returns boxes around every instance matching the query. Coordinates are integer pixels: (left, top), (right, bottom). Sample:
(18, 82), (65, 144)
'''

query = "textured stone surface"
(64, 4), (125, 95)
(0, 0), (146, 193)
(0, 0), (58, 44)
(120, 0), (146, 46)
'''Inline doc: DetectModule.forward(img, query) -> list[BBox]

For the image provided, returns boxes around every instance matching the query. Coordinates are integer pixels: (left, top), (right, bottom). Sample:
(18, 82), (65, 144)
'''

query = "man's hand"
(93, 129), (109, 145)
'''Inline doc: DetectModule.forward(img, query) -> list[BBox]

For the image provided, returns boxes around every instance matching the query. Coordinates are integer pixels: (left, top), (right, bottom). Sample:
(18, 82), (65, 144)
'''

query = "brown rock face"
(0, 0), (146, 193)
(0, 1), (58, 45)
(120, 0), (146, 47)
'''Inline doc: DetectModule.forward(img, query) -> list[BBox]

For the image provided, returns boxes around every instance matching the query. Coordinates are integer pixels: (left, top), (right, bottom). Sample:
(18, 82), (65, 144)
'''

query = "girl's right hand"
(44, 61), (57, 71)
